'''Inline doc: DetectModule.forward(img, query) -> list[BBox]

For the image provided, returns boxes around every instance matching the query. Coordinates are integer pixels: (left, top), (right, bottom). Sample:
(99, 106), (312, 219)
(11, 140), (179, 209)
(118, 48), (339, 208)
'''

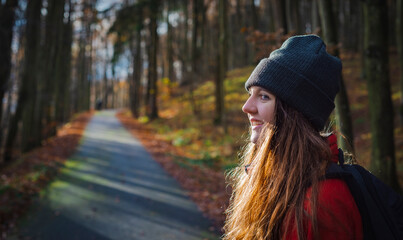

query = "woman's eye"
(260, 94), (270, 100)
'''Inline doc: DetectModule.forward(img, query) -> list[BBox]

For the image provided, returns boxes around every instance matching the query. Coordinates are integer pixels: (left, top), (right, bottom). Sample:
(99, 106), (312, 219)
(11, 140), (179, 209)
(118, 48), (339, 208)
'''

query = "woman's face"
(242, 86), (276, 143)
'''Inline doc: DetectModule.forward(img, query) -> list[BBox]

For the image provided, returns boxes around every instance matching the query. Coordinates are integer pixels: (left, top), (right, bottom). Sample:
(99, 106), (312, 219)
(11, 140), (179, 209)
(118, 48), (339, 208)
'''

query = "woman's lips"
(250, 119), (264, 130)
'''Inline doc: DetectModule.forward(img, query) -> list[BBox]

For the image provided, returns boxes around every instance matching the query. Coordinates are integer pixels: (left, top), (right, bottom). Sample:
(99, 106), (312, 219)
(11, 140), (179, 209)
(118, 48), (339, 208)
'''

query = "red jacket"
(284, 135), (363, 240)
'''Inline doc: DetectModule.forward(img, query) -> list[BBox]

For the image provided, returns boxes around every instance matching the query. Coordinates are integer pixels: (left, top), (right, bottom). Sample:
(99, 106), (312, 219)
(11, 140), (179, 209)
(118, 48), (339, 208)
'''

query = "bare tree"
(317, 0), (354, 153)
(0, 0), (19, 137)
(4, 0), (42, 162)
(363, 0), (400, 191)
(397, 0), (403, 125)
(147, 0), (160, 120)
(215, 0), (228, 128)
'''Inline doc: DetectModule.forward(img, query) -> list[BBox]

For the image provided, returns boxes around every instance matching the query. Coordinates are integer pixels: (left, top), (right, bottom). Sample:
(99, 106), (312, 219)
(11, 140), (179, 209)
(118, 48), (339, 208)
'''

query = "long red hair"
(224, 99), (332, 240)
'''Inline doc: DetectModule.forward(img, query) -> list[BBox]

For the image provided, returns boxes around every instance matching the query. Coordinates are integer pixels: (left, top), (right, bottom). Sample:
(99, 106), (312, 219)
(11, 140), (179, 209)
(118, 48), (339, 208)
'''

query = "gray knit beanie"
(245, 35), (341, 130)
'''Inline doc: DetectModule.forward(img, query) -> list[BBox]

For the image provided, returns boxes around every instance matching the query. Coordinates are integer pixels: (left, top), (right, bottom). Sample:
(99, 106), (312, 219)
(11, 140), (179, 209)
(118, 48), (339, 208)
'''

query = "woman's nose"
(242, 97), (256, 114)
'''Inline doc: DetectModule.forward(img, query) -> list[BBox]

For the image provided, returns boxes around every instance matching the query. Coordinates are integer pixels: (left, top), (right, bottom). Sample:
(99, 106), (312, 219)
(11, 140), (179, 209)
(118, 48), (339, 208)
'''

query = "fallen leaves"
(0, 111), (93, 238)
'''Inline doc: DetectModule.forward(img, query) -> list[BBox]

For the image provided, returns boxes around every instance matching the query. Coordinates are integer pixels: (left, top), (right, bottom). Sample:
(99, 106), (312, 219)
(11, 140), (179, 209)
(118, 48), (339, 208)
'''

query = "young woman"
(223, 35), (363, 240)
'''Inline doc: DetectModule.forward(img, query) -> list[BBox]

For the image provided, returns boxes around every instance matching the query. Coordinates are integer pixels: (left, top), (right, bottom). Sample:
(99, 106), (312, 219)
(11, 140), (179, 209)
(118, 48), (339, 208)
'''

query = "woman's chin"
(250, 132), (260, 143)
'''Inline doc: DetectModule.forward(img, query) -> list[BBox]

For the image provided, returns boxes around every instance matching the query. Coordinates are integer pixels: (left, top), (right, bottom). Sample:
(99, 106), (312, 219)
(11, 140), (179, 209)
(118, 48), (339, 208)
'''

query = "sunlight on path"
(11, 110), (219, 240)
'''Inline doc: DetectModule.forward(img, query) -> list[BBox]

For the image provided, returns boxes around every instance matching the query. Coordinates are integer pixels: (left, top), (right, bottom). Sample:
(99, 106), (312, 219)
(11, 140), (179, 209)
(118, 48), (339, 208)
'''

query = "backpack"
(325, 149), (403, 240)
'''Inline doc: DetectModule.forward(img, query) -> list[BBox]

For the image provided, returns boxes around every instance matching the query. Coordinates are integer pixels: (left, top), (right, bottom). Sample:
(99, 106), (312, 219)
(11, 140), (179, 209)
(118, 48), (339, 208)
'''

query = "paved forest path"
(11, 110), (219, 240)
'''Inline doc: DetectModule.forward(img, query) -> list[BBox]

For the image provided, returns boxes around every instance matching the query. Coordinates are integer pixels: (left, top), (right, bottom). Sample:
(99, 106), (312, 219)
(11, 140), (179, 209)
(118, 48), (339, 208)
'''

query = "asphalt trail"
(10, 110), (219, 240)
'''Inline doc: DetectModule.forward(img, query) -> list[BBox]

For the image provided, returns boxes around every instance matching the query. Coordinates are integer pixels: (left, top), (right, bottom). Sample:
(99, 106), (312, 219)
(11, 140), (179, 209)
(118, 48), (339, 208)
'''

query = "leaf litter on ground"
(0, 111), (93, 239)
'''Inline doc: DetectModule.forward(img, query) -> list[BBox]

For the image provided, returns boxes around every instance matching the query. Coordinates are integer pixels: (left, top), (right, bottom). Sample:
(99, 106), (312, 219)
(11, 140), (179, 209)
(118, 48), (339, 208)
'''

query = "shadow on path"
(10, 110), (219, 240)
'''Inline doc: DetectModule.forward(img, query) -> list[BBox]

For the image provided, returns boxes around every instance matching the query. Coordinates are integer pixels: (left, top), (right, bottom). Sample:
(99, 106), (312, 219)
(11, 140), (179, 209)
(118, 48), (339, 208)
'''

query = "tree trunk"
(339, 0), (359, 51)
(4, 0), (43, 162)
(111, 66), (116, 109)
(188, 0), (205, 115)
(215, 0), (227, 128)
(389, 0), (396, 46)
(129, 6), (143, 119)
(133, 27), (143, 118)
(56, 1), (73, 123)
(128, 32), (135, 115)
(180, 0), (190, 83)
(286, 0), (300, 34)
(317, 0), (354, 153)
(271, 0), (288, 34)
(189, 0), (200, 115)
(250, 0), (258, 30)
(234, 0), (247, 67)
(77, 35), (87, 112)
(260, 0), (275, 32)
(0, 90), (13, 148)
(129, 60), (135, 116)
(40, 0), (66, 139)
(145, 32), (151, 109)
(21, 0), (43, 153)
(76, 0), (95, 113)
(103, 36), (109, 109)
(0, 0), (19, 138)
(147, 0), (160, 120)
(363, 0), (400, 191)
(191, 0), (201, 73)
(200, 0), (207, 60)
(311, 0), (321, 33)
(166, 0), (174, 94)
(85, 24), (94, 111)
(397, 0), (403, 125)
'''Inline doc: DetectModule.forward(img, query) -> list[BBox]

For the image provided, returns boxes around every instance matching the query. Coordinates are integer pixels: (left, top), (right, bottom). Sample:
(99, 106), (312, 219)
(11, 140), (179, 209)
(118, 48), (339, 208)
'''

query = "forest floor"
(0, 112), (93, 239)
